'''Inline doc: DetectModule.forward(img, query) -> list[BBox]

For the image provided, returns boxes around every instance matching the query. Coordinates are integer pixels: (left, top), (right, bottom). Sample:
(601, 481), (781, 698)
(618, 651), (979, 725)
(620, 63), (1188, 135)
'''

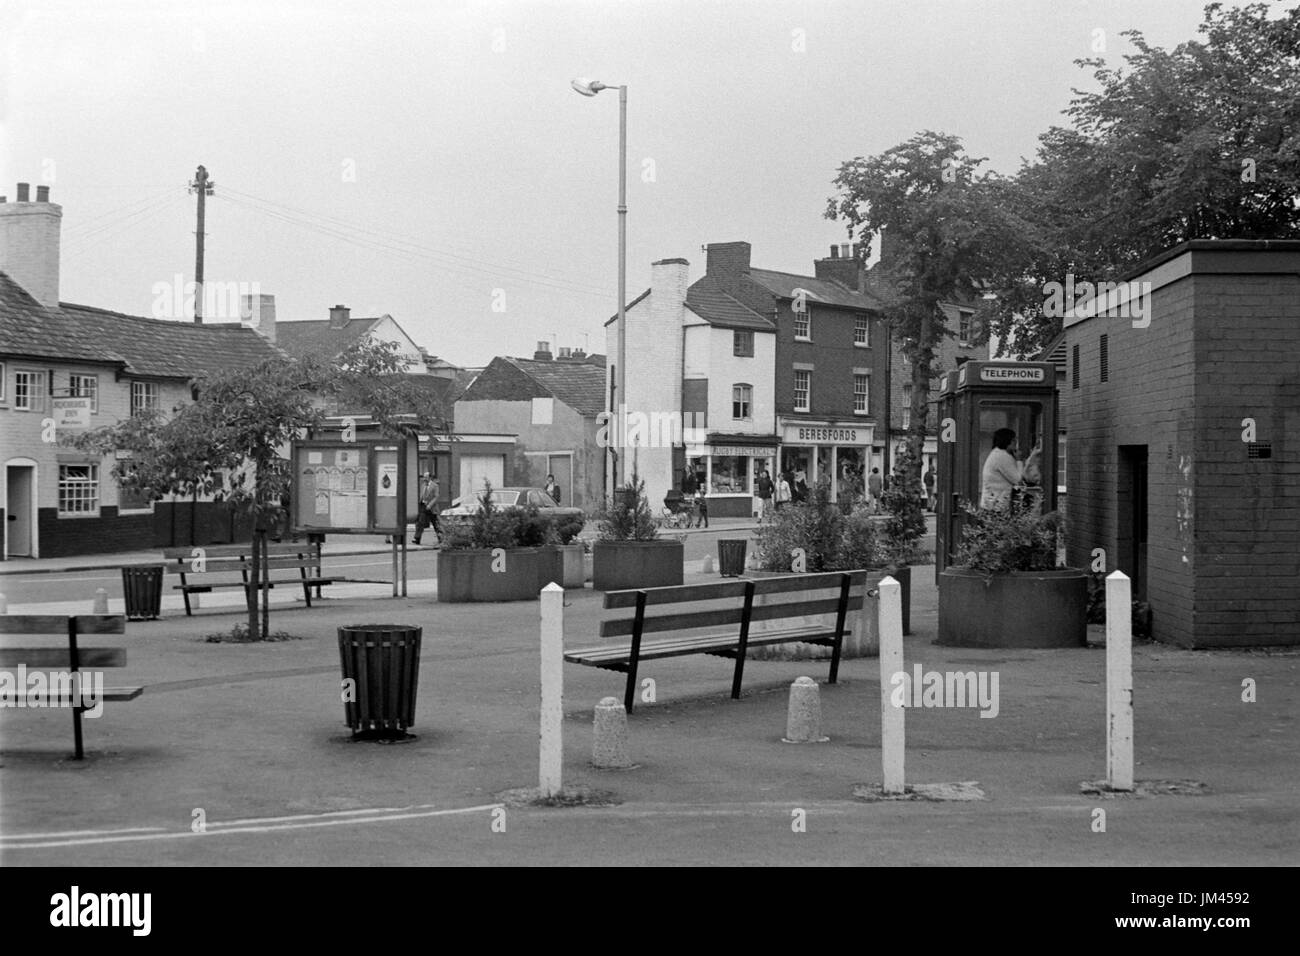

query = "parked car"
(439, 487), (584, 528)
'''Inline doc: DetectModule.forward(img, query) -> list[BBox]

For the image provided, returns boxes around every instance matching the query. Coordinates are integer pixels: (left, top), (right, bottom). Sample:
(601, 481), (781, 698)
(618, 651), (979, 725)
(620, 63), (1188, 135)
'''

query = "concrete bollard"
(783, 676), (829, 743)
(92, 588), (109, 614)
(592, 696), (634, 768)
(702, 555), (714, 574)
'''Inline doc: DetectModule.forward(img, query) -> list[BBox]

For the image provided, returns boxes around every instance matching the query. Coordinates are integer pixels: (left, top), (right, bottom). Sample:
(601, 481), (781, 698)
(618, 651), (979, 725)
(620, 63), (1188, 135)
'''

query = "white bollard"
(92, 588), (109, 614)
(592, 696), (633, 768)
(539, 582), (565, 797)
(0, 593), (6, 613)
(702, 555), (714, 574)
(784, 676), (828, 743)
(878, 575), (905, 794)
(1106, 570), (1134, 791)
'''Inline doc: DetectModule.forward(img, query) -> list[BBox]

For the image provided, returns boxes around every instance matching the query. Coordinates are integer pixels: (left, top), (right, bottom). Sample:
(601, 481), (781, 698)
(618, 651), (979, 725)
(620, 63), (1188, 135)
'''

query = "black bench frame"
(162, 541), (337, 616)
(565, 570), (866, 712)
(0, 614), (142, 759)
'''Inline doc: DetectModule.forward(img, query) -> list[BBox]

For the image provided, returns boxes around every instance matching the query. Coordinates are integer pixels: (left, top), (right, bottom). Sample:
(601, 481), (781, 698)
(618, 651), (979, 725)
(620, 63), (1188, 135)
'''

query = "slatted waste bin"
(121, 564), (164, 621)
(718, 539), (748, 577)
(338, 624), (422, 741)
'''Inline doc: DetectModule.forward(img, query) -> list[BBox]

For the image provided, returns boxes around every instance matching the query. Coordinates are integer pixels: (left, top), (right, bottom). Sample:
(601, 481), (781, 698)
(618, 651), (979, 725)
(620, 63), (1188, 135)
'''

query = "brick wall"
(1062, 248), (1300, 647)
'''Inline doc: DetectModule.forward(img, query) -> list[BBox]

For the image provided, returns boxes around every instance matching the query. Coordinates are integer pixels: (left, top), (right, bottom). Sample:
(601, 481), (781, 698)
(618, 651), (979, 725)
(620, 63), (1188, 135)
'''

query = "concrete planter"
(592, 539), (684, 592)
(436, 547), (563, 602)
(937, 568), (1088, 647)
(556, 544), (586, 589)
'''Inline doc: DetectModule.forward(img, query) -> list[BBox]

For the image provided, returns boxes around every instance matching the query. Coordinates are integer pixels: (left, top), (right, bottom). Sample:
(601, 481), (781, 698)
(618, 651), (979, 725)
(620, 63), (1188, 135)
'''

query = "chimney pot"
(840, 243), (851, 258)
(36, 185), (50, 202)
(829, 245), (839, 259)
(328, 305), (350, 329)
(16, 183), (30, 202)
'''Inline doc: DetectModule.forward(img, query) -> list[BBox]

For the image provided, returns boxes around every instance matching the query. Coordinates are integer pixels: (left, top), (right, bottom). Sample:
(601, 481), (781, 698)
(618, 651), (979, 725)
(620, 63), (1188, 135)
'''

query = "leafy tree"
(826, 131), (1036, 492)
(67, 339), (446, 639)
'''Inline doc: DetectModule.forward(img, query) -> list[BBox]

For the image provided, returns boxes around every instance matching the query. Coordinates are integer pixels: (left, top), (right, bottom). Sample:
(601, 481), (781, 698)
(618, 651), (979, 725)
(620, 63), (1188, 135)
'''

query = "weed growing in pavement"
(204, 623), (302, 643)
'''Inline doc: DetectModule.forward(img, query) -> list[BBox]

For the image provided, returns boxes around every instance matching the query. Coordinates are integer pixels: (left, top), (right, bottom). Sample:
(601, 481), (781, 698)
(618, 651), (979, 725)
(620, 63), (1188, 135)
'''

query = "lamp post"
(572, 77), (627, 494)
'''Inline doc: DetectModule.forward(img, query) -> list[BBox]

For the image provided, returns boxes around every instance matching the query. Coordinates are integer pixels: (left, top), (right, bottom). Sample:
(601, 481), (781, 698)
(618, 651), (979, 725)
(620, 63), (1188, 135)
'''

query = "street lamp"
(572, 76), (628, 494)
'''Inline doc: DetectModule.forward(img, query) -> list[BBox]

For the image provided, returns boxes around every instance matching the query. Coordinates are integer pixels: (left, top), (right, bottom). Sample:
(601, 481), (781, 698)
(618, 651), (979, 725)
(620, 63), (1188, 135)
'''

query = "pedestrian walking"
(793, 469), (808, 504)
(694, 484), (709, 528)
(755, 467), (774, 523)
(412, 473), (441, 545)
(775, 471), (792, 512)
(923, 468), (936, 511)
(867, 467), (883, 513)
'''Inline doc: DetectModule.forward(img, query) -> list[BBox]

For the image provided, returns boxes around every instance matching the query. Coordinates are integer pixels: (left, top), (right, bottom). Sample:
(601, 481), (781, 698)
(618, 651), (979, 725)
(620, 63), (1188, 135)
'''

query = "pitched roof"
(685, 276), (775, 330)
(458, 355), (606, 418)
(0, 269), (286, 378)
(748, 267), (884, 312)
(274, 317), (384, 360)
(603, 288), (651, 327)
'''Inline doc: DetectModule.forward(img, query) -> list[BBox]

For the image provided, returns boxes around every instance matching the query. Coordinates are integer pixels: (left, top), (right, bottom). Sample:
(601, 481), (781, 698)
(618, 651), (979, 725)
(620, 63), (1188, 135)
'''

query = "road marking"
(1, 803), (503, 850)
(2, 825), (168, 840)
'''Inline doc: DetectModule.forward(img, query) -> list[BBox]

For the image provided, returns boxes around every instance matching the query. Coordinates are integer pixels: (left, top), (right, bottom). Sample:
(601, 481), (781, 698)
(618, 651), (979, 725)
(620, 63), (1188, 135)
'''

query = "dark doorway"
(1116, 445), (1148, 600)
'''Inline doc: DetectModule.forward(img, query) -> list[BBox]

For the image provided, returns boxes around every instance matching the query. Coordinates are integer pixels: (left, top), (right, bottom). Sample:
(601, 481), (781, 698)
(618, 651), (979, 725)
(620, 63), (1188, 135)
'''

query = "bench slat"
(567, 627), (840, 664)
(0, 648), (128, 667)
(599, 594), (863, 637)
(0, 615), (126, 636)
(8, 687), (144, 703)
(602, 570), (869, 608)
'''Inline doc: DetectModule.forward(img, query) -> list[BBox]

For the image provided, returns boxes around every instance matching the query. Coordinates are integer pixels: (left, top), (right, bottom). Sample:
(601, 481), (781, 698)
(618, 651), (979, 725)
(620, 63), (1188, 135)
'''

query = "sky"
(0, 0), (1261, 366)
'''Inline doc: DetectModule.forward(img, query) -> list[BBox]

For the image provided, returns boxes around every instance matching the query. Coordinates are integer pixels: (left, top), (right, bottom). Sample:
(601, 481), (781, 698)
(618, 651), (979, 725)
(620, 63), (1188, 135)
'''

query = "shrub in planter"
(592, 474), (682, 591)
(938, 500), (1087, 647)
(438, 482), (563, 602)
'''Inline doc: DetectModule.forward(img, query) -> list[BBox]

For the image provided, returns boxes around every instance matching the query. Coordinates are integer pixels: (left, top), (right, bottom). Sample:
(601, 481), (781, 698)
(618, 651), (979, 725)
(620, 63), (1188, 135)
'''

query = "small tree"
(879, 445), (929, 565)
(66, 339), (445, 639)
(597, 474), (659, 542)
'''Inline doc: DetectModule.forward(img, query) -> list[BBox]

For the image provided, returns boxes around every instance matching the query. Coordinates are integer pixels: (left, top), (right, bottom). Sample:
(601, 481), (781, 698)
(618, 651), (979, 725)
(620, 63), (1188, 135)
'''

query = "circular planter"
(937, 568), (1088, 647)
(592, 540), (684, 592)
(436, 547), (564, 602)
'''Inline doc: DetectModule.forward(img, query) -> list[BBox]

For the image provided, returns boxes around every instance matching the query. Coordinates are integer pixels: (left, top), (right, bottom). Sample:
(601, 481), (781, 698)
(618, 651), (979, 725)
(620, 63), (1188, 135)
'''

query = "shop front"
(778, 420), (874, 505)
(683, 436), (780, 518)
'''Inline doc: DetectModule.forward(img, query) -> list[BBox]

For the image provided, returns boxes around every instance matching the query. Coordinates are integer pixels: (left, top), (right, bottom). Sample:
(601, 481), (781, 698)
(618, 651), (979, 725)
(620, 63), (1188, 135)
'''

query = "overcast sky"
(1, 0), (1243, 366)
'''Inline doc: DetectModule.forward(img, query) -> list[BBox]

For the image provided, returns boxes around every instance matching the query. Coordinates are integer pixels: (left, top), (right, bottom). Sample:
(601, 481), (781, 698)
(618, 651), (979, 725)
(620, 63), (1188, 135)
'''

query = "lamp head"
(570, 77), (608, 97)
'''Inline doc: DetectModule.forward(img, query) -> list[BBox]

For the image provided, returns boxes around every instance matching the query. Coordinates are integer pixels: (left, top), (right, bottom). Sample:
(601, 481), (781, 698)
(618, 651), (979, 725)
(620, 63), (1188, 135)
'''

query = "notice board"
(291, 438), (417, 533)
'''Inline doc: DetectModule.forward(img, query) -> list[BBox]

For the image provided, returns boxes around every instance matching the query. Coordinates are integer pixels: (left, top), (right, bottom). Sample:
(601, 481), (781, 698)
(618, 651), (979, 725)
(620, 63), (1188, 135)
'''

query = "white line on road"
(1, 803), (504, 850)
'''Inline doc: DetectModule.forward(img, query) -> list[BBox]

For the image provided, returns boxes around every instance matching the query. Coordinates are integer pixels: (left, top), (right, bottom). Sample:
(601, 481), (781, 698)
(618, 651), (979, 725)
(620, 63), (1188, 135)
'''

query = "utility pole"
(188, 165), (214, 323)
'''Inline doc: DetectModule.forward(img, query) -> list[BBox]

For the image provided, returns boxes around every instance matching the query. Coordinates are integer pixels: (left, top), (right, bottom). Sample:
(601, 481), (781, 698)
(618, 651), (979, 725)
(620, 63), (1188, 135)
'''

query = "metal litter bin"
(121, 564), (164, 621)
(717, 539), (748, 577)
(338, 624), (422, 740)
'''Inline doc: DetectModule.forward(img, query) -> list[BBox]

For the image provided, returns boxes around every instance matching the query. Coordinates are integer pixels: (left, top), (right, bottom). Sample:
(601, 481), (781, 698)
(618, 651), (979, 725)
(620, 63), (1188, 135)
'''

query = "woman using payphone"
(980, 427), (1042, 510)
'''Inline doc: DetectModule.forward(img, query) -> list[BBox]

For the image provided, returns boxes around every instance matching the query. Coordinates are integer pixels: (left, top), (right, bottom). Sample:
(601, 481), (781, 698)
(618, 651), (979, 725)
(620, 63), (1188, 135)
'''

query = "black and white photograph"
(0, 0), (1296, 907)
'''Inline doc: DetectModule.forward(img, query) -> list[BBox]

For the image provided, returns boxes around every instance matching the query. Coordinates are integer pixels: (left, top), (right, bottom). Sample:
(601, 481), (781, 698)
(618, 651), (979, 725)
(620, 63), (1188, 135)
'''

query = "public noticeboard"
(290, 438), (417, 534)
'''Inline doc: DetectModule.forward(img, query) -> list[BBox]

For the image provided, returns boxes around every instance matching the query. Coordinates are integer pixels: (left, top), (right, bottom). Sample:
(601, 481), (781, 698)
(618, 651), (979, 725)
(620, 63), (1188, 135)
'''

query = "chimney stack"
(533, 340), (552, 361)
(814, 242), (866, 294)
(0, 181), (63, 308)
(241, 293), (277, 344)
(328, 304), (350, 329)
(703, 242), (751, 293)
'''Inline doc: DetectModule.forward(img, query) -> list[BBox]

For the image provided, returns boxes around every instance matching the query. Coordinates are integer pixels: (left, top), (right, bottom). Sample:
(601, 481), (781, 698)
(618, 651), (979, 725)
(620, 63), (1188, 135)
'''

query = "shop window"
(854, 317), (870, 347)
(732, 384), (752, 420)
(854, 374), (869, 414)
(70, 373), (99, 413)
(733, 330), (754, 357)
(710, 455), (750, 494)
(14, 369), (47, 412)
(794, 370), (811, 412)
(58, 464), (100, 515)
(131, 381), (160, 416)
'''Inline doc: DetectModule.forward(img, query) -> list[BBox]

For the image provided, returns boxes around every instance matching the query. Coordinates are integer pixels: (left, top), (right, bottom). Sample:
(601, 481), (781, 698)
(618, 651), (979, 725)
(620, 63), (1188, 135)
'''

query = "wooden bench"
(0, 615), (142, 759)
(565, 570), (867, 713)
(162, 542), (338, 616)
